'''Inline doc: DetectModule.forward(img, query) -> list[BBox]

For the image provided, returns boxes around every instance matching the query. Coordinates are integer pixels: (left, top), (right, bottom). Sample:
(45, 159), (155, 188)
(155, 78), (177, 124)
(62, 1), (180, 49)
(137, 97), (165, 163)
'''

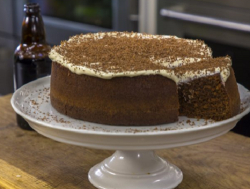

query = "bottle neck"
(21, 3), (47, 44)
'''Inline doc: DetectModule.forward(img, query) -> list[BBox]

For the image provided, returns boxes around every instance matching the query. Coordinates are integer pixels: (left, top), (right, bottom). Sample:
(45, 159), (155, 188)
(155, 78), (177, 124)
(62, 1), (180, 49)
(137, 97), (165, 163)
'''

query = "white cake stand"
(11, 76), (250, 189)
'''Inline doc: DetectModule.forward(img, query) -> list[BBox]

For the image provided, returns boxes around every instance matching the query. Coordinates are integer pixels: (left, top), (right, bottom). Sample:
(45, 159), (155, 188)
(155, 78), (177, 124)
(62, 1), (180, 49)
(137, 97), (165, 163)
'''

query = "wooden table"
(1, 94), (250, 189)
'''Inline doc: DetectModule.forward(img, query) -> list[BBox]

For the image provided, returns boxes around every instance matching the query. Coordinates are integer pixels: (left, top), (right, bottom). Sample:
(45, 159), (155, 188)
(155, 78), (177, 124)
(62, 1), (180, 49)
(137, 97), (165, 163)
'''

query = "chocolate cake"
(49, 32), (240, 126)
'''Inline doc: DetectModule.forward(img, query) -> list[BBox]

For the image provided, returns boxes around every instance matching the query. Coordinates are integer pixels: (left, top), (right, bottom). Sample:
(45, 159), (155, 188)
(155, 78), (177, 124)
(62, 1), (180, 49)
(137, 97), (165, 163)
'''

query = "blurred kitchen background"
(0, 0), (250, 136)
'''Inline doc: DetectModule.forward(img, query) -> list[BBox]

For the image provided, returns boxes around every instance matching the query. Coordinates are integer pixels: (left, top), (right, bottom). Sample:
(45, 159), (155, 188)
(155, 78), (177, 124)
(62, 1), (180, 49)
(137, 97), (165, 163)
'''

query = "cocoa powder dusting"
(174, 56), (231, 76)
(52, 32), (213, 74)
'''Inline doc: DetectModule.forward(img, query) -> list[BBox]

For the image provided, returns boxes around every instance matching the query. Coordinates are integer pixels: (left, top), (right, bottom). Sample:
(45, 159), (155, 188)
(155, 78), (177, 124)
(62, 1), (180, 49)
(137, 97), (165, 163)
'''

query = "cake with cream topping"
(49, 32), (240, 125)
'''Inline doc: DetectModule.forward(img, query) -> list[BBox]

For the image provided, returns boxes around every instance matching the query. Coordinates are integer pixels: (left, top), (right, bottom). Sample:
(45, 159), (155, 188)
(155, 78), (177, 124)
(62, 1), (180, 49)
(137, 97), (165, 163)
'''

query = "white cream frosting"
(176, 66), (231, 83)
(49, 32), (231, 83)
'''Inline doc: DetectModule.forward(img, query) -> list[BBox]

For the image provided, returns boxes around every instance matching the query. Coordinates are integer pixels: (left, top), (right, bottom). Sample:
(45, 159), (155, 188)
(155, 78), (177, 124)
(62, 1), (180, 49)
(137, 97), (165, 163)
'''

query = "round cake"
(49, 32), (240, 126)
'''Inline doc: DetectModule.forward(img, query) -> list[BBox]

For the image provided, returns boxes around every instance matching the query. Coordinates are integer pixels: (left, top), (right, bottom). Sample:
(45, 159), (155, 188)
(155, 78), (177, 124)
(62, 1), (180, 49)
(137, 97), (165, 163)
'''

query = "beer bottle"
(14, 3), (51, 130)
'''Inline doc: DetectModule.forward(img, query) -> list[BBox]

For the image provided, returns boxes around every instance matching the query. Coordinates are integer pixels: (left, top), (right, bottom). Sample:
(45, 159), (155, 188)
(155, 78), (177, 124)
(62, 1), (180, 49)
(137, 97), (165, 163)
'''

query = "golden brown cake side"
(50, 62), (179, 125)
(178, 67), (240, 121)
(224, 67), (240, 117)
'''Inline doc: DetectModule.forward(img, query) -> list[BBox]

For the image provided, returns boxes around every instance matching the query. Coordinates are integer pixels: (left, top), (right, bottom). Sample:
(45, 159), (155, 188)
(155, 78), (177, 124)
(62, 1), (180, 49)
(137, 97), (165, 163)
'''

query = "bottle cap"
(24, 3), (40, 13)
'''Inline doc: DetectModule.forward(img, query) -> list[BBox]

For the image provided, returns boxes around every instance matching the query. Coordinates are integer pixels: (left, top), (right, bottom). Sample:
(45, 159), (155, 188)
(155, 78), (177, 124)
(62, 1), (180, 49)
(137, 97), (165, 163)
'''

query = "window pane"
(29, 0), (112, 28)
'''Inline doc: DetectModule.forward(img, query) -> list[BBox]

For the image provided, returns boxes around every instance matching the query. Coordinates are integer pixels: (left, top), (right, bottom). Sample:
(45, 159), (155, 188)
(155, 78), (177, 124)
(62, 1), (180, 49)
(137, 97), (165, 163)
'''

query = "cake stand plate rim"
(10, 76), (250, 137)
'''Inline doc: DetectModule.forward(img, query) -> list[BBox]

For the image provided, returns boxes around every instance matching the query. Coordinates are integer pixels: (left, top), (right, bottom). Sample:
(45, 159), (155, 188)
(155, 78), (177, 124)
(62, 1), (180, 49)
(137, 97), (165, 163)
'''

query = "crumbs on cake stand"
(19, 86), (71, 124)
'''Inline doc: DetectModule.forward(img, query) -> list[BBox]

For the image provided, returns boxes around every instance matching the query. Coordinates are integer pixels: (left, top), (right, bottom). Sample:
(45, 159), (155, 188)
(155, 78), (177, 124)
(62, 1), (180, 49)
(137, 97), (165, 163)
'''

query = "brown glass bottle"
(14, 3), (51, 130)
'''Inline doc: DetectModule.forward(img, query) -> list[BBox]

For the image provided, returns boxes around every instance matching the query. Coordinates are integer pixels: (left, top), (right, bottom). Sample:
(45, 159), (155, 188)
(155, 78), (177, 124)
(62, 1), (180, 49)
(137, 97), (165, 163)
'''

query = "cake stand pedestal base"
(88, 150), (183, 189)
